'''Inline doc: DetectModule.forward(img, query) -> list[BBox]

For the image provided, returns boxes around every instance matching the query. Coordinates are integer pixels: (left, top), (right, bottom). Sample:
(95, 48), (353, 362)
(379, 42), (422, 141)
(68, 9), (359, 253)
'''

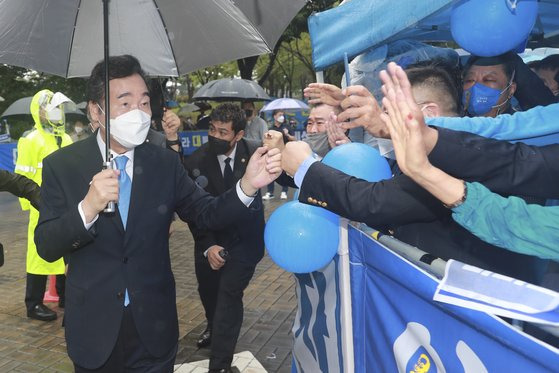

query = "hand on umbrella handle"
(103, 160), (116, 213)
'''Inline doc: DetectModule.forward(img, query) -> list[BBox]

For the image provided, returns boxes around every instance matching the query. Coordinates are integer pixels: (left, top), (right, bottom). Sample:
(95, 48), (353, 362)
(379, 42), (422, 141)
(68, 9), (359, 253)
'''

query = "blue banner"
(0, 142), (17, 171)
(292, 256), (344, 373)
(348, 226), (559, 372)
(179, 130), (207, 156)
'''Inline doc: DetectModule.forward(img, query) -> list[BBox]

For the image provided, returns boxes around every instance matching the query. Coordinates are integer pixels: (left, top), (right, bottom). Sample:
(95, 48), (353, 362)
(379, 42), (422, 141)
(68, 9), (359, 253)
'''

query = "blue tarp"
(309, 0), (559, 70)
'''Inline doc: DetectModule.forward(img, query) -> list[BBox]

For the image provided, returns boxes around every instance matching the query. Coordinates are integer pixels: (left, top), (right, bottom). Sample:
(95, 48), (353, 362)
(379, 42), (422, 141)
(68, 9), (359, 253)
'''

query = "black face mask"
(244, 109), (253, 118)
(208, 135), (233, 155)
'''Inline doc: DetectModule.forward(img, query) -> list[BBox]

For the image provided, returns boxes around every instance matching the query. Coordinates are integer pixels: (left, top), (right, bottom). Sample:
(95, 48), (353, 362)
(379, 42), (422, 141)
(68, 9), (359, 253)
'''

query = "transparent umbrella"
(261, 98), (309, 112)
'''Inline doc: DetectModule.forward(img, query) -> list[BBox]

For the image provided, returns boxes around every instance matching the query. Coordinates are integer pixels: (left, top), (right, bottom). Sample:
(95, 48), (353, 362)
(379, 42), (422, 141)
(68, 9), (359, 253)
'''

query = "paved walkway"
(0, 189), (298, 372)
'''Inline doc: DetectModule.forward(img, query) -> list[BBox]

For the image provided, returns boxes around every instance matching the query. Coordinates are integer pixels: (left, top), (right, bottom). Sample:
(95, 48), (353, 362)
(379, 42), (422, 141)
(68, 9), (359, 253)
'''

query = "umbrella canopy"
(0, 0), (271, 78)
(261, 98), (309, 112)
(308, 0), (559, 70)
(193, 78), (270, 101)
(1, 96), (85, 118)
(178, 103), (200, 115)
(234, 0), (307, 49)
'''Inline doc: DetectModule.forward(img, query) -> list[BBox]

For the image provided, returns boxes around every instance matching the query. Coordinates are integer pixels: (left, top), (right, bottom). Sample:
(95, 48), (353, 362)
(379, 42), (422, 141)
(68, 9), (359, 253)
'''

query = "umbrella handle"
(103, 160), (116, 214)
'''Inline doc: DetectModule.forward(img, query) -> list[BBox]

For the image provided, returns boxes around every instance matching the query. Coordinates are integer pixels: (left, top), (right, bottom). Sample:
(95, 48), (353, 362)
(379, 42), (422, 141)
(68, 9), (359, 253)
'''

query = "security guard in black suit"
(184, 103), (265, 373)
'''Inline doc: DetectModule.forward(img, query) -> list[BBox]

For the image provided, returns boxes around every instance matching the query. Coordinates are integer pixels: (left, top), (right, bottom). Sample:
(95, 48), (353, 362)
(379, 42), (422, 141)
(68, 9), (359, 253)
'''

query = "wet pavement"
(0, 188), (298, 372)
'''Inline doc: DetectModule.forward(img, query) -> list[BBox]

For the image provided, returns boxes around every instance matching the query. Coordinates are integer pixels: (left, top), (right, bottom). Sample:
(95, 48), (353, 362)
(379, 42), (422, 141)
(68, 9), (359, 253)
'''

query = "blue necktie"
(115, 156), (131, 228)
(115, 155), (131, 306)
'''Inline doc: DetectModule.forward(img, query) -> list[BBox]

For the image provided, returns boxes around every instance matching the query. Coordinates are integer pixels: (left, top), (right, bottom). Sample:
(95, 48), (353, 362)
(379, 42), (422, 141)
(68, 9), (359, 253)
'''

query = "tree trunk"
(258, 41), (283, 86)
(237, 56), (259, 80)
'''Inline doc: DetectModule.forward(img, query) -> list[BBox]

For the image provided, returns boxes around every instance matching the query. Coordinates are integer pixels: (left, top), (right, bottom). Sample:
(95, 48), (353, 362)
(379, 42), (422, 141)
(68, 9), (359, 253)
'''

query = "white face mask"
(97, 105), (151, 149)
(47, 107), (63, 123)
(74, 126), (84, 134)
(277, 115), (285, 123)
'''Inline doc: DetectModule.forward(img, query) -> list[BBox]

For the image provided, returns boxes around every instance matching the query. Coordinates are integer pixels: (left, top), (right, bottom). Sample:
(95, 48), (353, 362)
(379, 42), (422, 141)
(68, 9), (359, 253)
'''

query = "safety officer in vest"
(15, 89), (74, 321)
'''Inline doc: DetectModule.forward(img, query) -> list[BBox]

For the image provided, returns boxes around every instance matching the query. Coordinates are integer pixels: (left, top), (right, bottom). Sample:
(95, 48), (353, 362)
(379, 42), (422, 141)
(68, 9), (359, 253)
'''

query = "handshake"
(263, 130), (313, 177)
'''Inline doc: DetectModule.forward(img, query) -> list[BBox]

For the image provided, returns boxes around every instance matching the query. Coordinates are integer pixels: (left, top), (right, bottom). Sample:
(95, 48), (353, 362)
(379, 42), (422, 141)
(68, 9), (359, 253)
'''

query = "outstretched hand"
(379, 62), (430, 177)
(326, 112), (350, 148)
(241, 147), (282, 195)
(304, 83), (345, 107)
(337, 85), (389, 138)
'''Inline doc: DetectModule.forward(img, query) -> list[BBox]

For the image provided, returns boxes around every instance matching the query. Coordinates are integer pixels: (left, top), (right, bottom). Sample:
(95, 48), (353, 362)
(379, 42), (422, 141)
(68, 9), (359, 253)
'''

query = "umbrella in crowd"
(234, 0), (307, 48)
(193, 78), (271, 101)
(261, 98), (309, 112)
(178, 103), (200, 115)
(1, 96), (86, 118)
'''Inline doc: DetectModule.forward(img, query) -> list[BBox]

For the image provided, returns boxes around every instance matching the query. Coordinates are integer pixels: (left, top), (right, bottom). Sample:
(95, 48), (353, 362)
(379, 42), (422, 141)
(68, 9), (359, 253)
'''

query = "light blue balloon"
(322, 142), (392, 182)
(451, 0), (538, 57)
(265, 201), (339, 273)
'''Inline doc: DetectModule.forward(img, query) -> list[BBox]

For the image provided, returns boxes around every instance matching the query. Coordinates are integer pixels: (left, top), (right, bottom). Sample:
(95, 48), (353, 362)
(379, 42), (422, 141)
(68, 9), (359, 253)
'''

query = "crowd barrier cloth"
(0, 142), (17, 171)
(292, 223), (559, 372)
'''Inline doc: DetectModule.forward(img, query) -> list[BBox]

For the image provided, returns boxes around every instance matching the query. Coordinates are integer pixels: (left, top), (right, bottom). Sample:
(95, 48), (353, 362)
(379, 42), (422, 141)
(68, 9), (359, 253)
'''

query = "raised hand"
(326, 112), (350, 148)
(161, 109), (181, 140)
(379, 63), (429, 177)
(241, 147), (282, 195)
(336, 85), (389, 138)
(304, 83), (345, 107)
(263, 130), (285, 151)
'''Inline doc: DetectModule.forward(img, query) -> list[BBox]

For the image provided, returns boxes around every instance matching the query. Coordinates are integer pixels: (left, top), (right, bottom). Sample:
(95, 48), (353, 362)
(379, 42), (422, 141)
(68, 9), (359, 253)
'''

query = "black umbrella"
(193, 78), (270, 102)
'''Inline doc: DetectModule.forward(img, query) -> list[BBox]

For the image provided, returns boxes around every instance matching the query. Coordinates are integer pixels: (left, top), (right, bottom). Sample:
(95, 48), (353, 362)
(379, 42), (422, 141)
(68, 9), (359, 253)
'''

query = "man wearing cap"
(15, 89), (74, 321)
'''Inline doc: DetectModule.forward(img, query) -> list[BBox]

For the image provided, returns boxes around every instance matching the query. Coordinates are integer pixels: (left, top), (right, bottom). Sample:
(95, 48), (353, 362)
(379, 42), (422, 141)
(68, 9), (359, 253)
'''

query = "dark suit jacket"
(299, 162), (547, 284)
(34, 134), (260, 369)
(429, 127), (559, 199)
(184, 139), (264, 265)
(0, 169), (40, 209)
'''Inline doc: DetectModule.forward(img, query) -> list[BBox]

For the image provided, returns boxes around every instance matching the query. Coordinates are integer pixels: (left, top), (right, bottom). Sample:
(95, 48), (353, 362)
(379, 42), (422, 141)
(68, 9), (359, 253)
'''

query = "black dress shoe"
(196, 326), (212, 348)
(27, 304), (57, 321)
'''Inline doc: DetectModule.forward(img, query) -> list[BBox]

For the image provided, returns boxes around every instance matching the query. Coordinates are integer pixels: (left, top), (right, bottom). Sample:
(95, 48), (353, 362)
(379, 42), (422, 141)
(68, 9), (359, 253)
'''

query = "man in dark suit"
(34, 55), (281, 372)
(184, 103), (264, 373)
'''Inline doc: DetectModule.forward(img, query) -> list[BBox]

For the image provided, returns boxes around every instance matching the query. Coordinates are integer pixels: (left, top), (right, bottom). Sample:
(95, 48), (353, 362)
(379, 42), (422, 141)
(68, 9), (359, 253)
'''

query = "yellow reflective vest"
(15, 90), (72, 274)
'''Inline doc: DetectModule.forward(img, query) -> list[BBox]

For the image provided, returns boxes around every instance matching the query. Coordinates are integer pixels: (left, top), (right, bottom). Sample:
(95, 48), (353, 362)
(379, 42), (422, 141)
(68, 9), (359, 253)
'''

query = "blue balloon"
(265, 201), (339, 273)
(451, 0), (538, 57)
(322, 142), (392, 182)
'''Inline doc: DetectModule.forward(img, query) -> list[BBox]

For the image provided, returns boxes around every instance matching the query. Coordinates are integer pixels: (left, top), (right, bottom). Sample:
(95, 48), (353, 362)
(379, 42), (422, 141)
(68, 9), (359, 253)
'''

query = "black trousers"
(195, 257), (256, 370)
(74, 307), (177, 373)
(25, 273), (65, 312)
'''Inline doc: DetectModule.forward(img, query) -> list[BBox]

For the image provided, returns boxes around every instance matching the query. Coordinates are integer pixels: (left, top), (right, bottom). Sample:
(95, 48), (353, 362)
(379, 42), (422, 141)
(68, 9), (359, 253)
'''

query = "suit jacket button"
(321, 202), (328, 208)
(307, 197), (313, 203)
(72, 242), (79, 248)
(117, 291), (124, 300)
(312, 198), (318, 204)
(122, 257), (128, 264)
